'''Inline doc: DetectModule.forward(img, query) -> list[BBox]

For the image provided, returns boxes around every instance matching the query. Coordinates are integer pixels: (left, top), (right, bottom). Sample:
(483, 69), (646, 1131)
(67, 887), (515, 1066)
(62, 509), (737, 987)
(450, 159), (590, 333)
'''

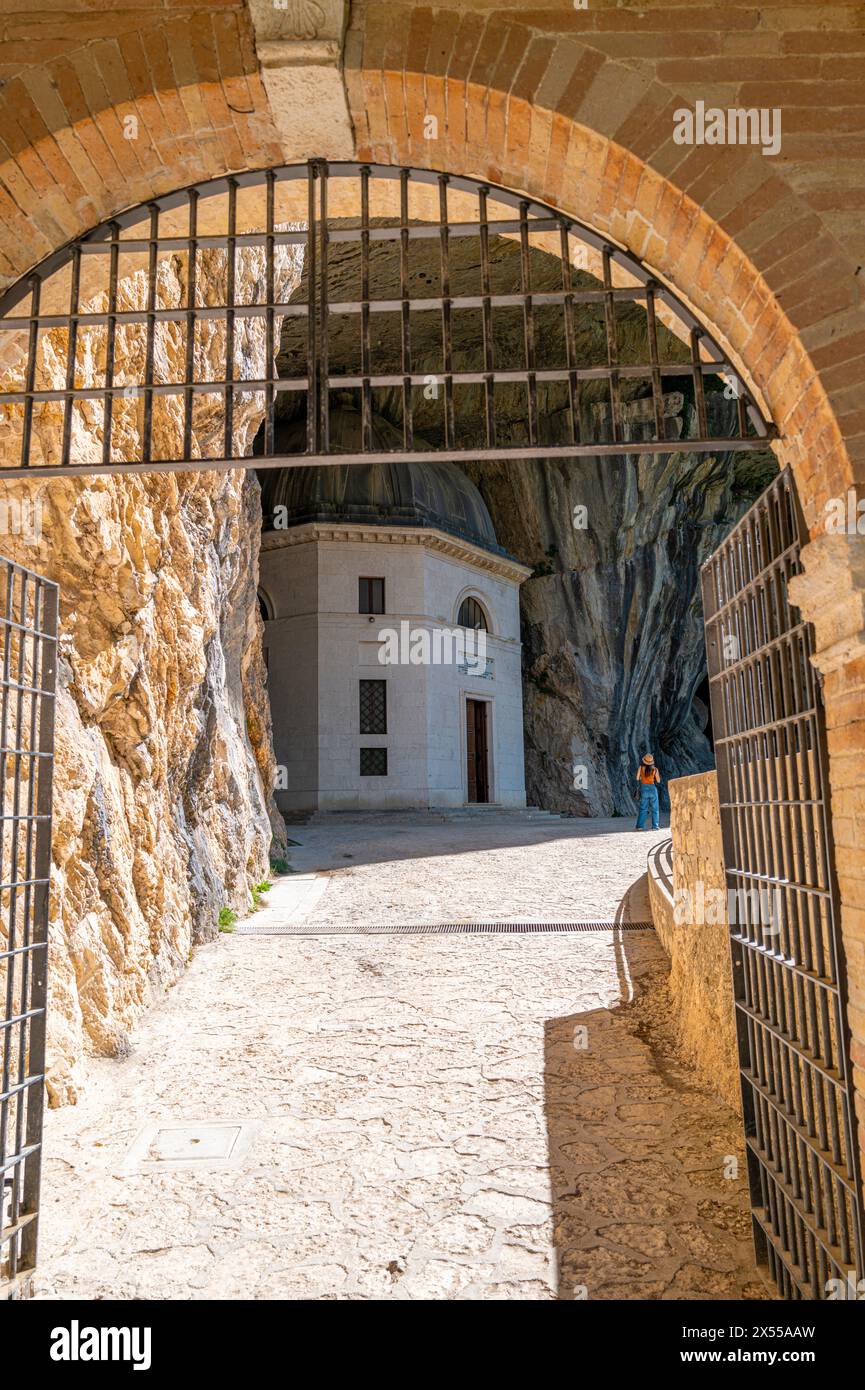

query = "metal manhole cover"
(122, 1121), (258, 1172)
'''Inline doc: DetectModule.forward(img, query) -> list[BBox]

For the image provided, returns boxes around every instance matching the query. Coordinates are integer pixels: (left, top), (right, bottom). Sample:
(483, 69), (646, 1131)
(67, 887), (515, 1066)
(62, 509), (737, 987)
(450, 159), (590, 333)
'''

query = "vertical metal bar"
(601, 246), (621, 444)
(102, 224), (120, 467)
(224, 178), (237, 461)
(360, 165), (372, 452)
(19, 579), (57, 1276)
(60, 248), (81, 471)
(736, 379), (748, 440)
(141, 203), (159, 466)
(306, 162), (318, 456)
(20, 277), (41, 470)
(399, 169), (413, 451)
(0, 570), (29, 1190)
(691, 327), (709, 439)
(0, 564), (16, 1219)
(265, 169), (276, 459)
(319, 162), (330, 454)
(558, 219), (579, 447)
(11, 578), (42, 1250)
(519, 200), (538, 448)
(182, 189), (198, 463)
(478, 187), (495, 449)
(645, 283), (665, 442)
(438, 174), (454, 450)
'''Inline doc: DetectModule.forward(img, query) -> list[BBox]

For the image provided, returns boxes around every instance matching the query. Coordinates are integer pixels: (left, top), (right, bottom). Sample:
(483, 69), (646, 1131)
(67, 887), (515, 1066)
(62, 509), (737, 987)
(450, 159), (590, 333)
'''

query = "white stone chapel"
(258, 409), (530, 813)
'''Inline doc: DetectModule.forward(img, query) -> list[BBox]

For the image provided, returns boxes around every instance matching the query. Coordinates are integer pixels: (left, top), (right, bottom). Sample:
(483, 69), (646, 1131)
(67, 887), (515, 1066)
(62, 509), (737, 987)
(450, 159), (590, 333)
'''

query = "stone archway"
(1, 0), (864, 1183)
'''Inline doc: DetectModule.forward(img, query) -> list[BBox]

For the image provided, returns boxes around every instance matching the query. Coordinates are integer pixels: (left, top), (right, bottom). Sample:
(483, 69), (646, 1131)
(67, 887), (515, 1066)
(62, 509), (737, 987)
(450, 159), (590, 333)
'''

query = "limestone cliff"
(0, 243), (297, 1103)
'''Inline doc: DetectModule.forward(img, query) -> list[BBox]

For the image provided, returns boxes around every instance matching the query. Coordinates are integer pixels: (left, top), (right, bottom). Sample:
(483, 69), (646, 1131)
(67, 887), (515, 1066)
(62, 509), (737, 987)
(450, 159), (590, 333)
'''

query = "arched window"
(258, 589), (274, 623)
(457, 597), (488, 632)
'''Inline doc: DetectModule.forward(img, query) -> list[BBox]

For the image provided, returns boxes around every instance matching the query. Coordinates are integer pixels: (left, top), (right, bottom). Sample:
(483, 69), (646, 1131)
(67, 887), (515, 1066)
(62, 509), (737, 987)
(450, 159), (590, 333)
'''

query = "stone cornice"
(261, 522), (532, 584)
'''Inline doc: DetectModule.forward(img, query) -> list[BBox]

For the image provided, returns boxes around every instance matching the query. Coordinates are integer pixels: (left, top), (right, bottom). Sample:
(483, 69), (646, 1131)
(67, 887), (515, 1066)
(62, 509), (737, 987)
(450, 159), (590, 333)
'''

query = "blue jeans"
(636, 785), (659, 830)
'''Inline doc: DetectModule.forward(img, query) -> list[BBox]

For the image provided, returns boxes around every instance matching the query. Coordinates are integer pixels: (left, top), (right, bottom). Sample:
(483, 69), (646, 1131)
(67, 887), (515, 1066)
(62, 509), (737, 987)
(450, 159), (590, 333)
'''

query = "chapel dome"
(258, 404), (502, 555)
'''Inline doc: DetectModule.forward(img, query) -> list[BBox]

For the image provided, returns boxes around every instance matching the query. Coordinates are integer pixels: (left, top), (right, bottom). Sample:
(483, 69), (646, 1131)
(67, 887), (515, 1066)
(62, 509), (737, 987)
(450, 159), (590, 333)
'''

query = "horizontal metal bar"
(0, 303), (310, 331)
(322, 288), (667, 314)
(1, 945), (47, 969)
(0, 1006), (43, 1034)
(722, 798), (822, 809)
(0, 1144), (40, 1178)
(735, 996), (845, 1092)
(0, 361), (741, 406)
(0, 559), (58, 588)
(78, 230), (309, 254)
(0, 1075), (43, 1110)
(703, 537), (802, 614)
(10, 438), (774, 479)
(0, 380), (310, 404)
(744, 1091), (861, 1205)
(725, 865), (830, 898)
(0, 1209), (37, 1246)
(327, 217), (562, 243)
(751, 1189), (853, 1289)
(730, 933), (837, 993)
(0, 617), (57, 643)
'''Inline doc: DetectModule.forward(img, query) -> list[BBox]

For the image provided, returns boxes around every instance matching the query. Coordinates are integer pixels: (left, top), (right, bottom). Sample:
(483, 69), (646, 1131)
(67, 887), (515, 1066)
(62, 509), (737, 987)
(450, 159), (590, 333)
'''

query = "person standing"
(635, 753), (661, 831)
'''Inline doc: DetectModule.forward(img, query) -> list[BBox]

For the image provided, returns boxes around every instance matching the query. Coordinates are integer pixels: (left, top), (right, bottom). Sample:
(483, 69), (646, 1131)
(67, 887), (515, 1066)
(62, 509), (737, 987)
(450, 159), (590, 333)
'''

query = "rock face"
(0, 243), (297, 1103)
(462, 444), (776, 816)
(269, 225), (777, 816)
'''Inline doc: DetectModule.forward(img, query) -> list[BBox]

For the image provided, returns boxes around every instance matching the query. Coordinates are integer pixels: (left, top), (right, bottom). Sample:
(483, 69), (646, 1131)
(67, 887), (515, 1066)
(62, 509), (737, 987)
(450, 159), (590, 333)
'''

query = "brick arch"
(2, 35), (853, 531)
(2, 0), (865, 1197)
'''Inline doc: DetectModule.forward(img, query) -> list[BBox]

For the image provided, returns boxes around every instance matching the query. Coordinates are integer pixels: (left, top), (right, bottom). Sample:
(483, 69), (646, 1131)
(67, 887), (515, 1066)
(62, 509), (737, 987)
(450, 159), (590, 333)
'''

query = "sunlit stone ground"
(35, 816), (771, 1301)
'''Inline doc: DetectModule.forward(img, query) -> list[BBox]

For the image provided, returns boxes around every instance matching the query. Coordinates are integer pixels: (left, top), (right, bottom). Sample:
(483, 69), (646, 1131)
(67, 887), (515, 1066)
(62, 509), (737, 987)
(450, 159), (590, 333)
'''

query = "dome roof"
(259, 405), (502, 554)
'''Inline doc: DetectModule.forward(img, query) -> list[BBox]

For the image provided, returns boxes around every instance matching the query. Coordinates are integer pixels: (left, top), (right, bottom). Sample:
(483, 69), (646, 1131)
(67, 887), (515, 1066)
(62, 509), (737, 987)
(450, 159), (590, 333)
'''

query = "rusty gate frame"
(702, 469), (865, 1300)
(0, 557), (58, 1299)
(0, 160), (774, 479)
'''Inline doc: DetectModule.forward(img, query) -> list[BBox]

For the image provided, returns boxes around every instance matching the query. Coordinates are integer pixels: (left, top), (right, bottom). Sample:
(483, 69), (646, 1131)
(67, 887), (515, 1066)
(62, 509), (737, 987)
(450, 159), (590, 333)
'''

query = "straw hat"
(641, 754), (655, 765)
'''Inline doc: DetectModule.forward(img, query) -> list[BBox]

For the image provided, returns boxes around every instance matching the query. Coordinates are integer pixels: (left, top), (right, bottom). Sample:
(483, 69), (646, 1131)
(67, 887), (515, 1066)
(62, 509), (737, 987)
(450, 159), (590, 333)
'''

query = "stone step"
(281, 806), (562, 827)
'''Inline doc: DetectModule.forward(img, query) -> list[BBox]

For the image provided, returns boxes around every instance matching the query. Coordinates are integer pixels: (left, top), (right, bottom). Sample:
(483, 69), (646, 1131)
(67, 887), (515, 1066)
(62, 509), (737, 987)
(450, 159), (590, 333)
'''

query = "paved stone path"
(35, 816), (771, 1300)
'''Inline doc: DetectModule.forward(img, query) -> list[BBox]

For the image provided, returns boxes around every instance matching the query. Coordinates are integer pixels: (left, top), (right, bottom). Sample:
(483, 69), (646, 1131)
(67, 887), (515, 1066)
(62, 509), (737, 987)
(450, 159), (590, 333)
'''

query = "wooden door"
(466, 700), (490, 803)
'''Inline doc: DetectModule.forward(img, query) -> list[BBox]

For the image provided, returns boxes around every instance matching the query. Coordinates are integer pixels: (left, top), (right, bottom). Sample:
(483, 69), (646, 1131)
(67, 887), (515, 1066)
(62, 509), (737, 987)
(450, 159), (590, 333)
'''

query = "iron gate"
(702, 469), (865, 1299)
(0, 557), (57, 1299)
(0, 161), (773, 479)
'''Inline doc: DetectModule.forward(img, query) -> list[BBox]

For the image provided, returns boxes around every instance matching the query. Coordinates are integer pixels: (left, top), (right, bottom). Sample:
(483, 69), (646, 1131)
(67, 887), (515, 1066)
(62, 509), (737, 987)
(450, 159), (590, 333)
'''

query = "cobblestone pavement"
(36, 817), (772, 1301)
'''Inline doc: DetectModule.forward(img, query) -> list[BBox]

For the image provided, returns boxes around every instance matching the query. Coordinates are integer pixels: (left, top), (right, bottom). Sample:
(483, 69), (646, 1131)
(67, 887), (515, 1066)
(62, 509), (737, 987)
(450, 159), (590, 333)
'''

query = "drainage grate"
(234, 920), (654, 937)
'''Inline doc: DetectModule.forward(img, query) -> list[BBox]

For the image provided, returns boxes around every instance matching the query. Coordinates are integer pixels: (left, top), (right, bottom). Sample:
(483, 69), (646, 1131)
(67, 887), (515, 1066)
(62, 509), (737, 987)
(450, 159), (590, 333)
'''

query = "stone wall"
(0, 244), (298, 1104)
(647, 769), (740, 1113)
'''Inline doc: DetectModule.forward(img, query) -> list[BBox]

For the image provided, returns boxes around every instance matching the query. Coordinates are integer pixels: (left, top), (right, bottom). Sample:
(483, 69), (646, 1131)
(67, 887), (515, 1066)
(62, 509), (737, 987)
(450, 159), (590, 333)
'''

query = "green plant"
(269, 856), (294, 875)
(218, 906), (237, 932)
(250, 879), (273, 911)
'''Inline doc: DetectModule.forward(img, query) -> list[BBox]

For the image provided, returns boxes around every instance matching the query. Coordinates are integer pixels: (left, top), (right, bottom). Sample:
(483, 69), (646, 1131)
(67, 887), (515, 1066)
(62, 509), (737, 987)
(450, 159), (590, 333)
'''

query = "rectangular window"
(359, 679), (387, 734)
(360, 747), (388, 776)
(359, 577), (385, 614)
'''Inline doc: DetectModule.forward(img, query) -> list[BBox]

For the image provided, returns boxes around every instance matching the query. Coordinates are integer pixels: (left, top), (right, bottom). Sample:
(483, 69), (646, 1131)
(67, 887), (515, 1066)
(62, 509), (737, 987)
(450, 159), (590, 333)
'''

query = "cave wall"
(0, 244), (297, 1103)
(462, 443), (776, 816)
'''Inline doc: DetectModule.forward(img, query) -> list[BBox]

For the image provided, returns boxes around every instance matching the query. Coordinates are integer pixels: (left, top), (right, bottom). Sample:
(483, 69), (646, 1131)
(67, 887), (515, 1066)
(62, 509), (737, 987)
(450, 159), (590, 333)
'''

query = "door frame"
(463, 693), (494, 805)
